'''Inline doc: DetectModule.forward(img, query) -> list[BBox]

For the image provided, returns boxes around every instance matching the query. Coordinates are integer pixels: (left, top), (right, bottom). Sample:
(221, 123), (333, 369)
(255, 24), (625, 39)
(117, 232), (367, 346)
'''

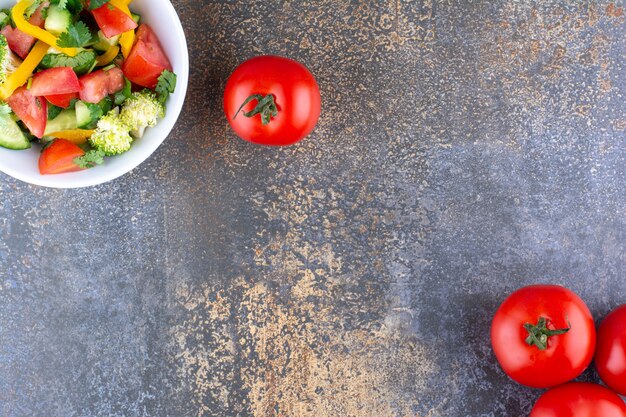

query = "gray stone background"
(1, 1), (625, 416)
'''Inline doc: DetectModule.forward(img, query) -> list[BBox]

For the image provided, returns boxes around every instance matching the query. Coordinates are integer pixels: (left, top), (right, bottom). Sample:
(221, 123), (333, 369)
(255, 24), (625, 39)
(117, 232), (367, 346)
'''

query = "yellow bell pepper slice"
(47, 130), (95, 145)
(119, 31), (135, 59)
(111, 0), (133, 7)
(96, 45), (120, 67)
(110, 0), (136, 59)
(12, 1), (78, 57)
(0, 40), (48, 99)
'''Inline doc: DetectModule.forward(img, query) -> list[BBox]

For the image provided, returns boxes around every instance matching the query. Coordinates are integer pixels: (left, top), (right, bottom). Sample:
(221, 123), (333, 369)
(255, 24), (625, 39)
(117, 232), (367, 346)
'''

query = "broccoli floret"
(88, 108), (134, 156)
(0, 35), (22, 85)
(120, 90), (165, 139)
(88, 91), (165, 156)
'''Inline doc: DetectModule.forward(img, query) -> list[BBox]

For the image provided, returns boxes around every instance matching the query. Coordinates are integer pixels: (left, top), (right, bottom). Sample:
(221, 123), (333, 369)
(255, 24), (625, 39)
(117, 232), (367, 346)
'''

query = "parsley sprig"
(88, 0), (110, 10)
(74, 150), (106, 169)
(155, 70), (177, 104)
(57, 21), (92, 48)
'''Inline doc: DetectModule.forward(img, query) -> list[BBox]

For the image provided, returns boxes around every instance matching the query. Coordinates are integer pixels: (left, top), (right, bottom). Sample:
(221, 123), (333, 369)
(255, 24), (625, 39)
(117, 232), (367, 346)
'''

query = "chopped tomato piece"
(106, 67), (125, 93)
(45, 92), (79, 109)
(29, 2), (48, 27)
(122, 24), (172, 88)
(79, 70), (108, 104)
(78, 67), (125, 104)
(6, 86), (47, 138)
(1, 26), (34, 60)
(30, 67), (81, 97)
(0, 3), (47, 59)
(91, 3), (137, 39)
(39, 139), (85, 175)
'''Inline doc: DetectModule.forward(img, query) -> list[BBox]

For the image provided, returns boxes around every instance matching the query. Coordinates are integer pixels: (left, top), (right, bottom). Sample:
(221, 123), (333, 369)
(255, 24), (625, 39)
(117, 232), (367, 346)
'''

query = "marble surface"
(1, 1), (624, 416)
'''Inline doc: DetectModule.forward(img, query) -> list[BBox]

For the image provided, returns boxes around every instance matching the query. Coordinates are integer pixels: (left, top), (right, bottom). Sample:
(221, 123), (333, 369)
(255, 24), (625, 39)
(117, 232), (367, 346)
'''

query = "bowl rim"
(0, 0), (189, 189)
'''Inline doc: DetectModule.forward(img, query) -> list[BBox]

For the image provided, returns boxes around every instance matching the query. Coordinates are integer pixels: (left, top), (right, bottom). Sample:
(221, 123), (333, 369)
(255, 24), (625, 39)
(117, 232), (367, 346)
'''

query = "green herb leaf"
(98, 96), (113, 115)
(74, 149), (105, 169)
(81, 101), (103, 129)
(50, 0), (82, 14)
(114, 78), (132, 106)
(155, 70), (177, 104)
(88, 0), (109, 10)
(57, 21), (92, 48)
(39, 50), (97, 76)
(47, 103), (63, 120)
(24, 0), (42, 19)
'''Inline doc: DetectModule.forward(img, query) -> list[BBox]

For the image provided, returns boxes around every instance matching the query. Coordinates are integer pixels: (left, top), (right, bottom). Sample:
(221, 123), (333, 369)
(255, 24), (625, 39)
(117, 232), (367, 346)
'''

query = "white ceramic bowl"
(0, 0), (189, 188)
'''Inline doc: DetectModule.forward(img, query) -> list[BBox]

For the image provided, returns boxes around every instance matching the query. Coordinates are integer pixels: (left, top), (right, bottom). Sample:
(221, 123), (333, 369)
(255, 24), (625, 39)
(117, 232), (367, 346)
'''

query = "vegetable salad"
(0, 0), (176, 175)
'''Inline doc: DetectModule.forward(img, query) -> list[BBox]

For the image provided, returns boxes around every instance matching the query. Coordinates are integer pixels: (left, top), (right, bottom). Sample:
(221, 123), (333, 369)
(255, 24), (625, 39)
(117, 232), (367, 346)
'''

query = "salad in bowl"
(0, 0), (187, 187)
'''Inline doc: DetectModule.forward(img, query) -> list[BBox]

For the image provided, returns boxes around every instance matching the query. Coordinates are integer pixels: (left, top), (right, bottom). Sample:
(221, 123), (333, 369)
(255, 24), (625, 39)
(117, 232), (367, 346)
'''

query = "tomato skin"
(0, 4), (46, 59)
(7, 86), (47, 138)
(530, 382), (626, 417)
(223, 55), (321, 146)
(91, 3), (138, 39)
(595, 304), (626, 396)
(122, 24), (172, 89)
(1, 25), (34, 59)
(79, 70), (109, 104)
(45, 92), (79, 109)
(490, 285), (595, 388)
(30, 67), (81, 97)
(79, 67), (125, 104)
(134, 24), (171, 68)
(39, 139), (85, 175)
(105, 67), (125, 93)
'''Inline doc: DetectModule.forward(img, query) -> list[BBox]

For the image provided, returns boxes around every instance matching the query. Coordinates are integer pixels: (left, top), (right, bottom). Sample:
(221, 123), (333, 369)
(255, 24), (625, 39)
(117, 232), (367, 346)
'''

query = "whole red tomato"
(223, 55), (321, 146)
(530, 382), (626, 417)
(595, 304), (626, 396)
(490, 285), (595, 388)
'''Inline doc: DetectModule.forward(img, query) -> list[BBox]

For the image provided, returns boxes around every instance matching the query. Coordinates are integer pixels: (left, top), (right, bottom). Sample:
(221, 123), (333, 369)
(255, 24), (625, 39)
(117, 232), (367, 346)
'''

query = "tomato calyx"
(524, 317), (570, 350)
(234, 94), (278, 126)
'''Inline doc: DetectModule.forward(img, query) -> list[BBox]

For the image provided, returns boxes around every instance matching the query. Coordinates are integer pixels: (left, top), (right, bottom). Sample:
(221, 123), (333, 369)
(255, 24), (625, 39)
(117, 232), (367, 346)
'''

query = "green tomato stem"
(234, 94), (278, 126)
(523, 317), (570, 350)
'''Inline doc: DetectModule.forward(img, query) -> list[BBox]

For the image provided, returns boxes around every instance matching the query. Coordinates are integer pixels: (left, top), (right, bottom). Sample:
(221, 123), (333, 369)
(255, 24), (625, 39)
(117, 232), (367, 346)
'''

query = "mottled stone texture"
(1, 1), (624, 416)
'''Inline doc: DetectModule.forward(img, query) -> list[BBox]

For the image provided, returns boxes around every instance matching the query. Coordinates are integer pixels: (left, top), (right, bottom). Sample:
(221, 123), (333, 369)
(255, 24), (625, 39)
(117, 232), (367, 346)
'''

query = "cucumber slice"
(93, 31), (120, 52)
(44, 109), (77, 135)
(44, 6), (72, 36)
(75, 101), (97, 129)
(0, 112), (30, 150)
(131, 13), (141, 24)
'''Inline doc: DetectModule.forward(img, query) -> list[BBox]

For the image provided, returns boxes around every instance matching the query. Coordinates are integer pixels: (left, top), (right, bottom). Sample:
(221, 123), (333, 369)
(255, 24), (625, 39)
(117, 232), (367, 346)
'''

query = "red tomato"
(39, 139), (85, 175)
(1, 25), (34, 59)
(91, 3), (137, 39)
(223, 55), (321, 146)
(0, 4), (47, 59)
(29, 4), (47, 26)
(45, 92), (79, 109)
(530, 382), (626, 417)
(595, 304), (626, 396)
(106, 67), (125, 93)
(7, 86), (47, 138)
(135, 24), (171, 67)
(30, 67), (81, 97)
(490, 285), (595, 388)
(79, 67), (125, 103)
(122, 24), (172, 88)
